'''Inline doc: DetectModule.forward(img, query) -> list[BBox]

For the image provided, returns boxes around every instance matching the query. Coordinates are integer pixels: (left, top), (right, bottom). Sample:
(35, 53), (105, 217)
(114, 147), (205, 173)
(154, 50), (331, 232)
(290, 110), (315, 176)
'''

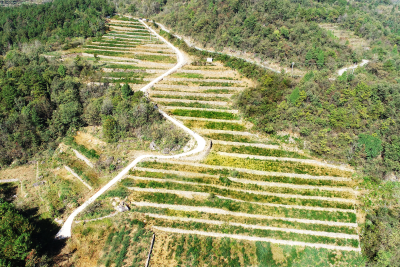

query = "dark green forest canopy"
(122, 0), (400, 71)
(0, 0), (115, 54)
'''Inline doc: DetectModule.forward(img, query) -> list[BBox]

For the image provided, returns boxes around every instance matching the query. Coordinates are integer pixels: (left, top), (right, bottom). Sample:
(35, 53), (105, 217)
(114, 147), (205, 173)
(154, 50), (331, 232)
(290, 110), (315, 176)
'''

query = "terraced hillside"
(81, 17), (177, 90)
(69, 17), (363, 265)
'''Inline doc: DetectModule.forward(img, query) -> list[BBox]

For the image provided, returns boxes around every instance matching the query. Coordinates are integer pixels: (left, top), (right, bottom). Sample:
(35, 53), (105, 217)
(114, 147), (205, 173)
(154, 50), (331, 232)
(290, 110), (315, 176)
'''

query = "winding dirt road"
(55, 19), (206, 239)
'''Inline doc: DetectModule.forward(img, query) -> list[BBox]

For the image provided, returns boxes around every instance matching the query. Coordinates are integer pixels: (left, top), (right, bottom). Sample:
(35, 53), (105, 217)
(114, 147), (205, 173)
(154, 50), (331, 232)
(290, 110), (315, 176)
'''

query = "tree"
(0, 199), (35, 266)
(103, 116), (118, 142)
(57, 65), (66, 77)
(121, 83), (132, 99)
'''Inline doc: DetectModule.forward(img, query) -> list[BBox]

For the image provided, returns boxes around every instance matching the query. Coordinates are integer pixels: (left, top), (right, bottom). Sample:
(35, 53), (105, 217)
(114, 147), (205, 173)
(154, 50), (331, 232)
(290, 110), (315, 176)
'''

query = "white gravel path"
(338, 59), (369, 76)
(145, 213), (359, 239)
(72, 149), (94, 168)
(64, 166), (93, 190)
(152, 226), (361, 252)
(132, 202), (357, 227)
(0, 179), (19, 183)
(55, 19), (206, 239)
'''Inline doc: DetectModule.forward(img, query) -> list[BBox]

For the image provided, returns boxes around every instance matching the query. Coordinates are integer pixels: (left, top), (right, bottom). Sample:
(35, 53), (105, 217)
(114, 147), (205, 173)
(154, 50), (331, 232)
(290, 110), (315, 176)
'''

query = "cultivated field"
(60, 17), (363, 266)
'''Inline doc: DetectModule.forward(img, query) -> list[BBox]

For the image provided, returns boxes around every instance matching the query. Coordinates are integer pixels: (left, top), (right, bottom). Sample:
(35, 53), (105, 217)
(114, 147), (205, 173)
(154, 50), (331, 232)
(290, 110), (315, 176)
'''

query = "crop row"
(150, 94), (229, 101)
(83, 45), (135, 51)
(166, 80), (236, 87)
(84, 50), (176, 63)
(145, 217), (359, 248)
(170, 109), (239, 120)
(108, 30), (150, 36)
(136, 161), (354, 187)
(205, 153), (352, 178)
(213, 144), (310, 159)
(128, 191), (357, 223)
(108, 23), (146, 29)
(126, 171), (354, 199)
(100, 78), (146, 84)
(202, 133), (258, 143)
(130, 206), (357, 235)
(157, 101), (228, 109)
(103, 72), (150, 78)
(125, 179), (354, 209)
(183, 120), (246, 131)
(87, 42), (137, 48)
(105, 33), (151, 39)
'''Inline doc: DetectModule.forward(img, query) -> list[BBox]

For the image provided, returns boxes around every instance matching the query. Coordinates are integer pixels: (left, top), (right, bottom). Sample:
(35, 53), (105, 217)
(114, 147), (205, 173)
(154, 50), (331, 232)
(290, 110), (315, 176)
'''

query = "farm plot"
(74, 18), (361, 265)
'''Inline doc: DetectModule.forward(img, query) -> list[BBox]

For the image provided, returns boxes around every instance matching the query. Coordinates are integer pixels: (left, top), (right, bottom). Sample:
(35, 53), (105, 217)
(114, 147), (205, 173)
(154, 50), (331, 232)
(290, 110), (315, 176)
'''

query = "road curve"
(338, 59), (369, 76)
(55, 19), (207, 239)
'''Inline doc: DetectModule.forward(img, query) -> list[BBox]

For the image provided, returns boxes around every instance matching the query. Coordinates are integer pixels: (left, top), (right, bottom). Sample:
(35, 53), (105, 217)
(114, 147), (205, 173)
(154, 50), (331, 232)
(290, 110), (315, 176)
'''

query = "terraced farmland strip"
(147, 217), (359, 248)
(83, 50), (176, 63)
(132, 168), (355, 193)
(131, 201), (357, 227)
(170, 109), (239, 120)
(162, 77), (244, 84)
(150, 90), (233, 98)
(213, 144), (308, 159)
(125, 173), (355, 199)
(202, 133), (259, 143)
(152, 227), (361, 252)
(108, 23), (147, 29)
(174, 116), (241, 124)
(182, 120), (246, 131)
(153, 98), (229, 106)
(137, 161), (353, 184)
(109, 30), (150, 36)
(127, 185), (354, 211)
(150, 94), (229, 101)
(158, 80), (238, 87)
(216, 152), (353, 172)
(205, 154), (352, 178)
(126, 176), (354, 206)
(145, 213), (358, 239)
(154, 84), (245, 91)
(164, 107), (238, 113)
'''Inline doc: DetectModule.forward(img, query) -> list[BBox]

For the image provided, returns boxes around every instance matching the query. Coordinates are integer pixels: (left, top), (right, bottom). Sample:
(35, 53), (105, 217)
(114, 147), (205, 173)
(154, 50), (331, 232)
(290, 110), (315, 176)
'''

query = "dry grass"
(0, 164), (35, 181)
(151, 232), (178, 266)
(74, 129), (106, 153)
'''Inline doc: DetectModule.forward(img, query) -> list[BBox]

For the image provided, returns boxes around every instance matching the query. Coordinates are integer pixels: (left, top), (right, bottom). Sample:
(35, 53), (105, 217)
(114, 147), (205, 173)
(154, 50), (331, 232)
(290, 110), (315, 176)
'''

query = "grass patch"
(109, 31), (150, 37)
(203, 89), (237, 94)
(203, 133), (256, 143)
(213, 144), (310, 159)
(65, 136), (99, 159)
(183, 120), (246, 131)
(171, 72), (204, 79)
(170, 109), (239, 120)
(205, 153), (352, 177)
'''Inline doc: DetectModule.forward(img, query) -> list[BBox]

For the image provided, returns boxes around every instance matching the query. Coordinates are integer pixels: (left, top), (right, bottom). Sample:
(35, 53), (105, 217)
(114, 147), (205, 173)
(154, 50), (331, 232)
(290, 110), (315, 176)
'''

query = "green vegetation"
(213, 144), (310, 159)
(84, 50), (176, 63)
(0, 0), (115, 54)
(128, 179), (353, 209)
(137, 161), (353, 187)
(145, 217), (359, 247)
(129, 192), (356, 223)
(171, 72), (204, 79)
(127, 172), (354, 199)
(205, 153), (351, 177)
(108, 23), (146, 29)
(183, 120), (246, 131)
(64, 136), (99, 159)
(170, 109), (239, 120)
(151, 94), (228, 101)
(158, 101), (228, 109)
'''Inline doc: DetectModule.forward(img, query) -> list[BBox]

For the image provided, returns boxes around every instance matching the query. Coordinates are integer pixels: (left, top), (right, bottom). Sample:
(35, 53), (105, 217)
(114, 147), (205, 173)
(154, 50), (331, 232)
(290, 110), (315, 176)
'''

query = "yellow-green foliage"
(205, 153), (352, 177)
